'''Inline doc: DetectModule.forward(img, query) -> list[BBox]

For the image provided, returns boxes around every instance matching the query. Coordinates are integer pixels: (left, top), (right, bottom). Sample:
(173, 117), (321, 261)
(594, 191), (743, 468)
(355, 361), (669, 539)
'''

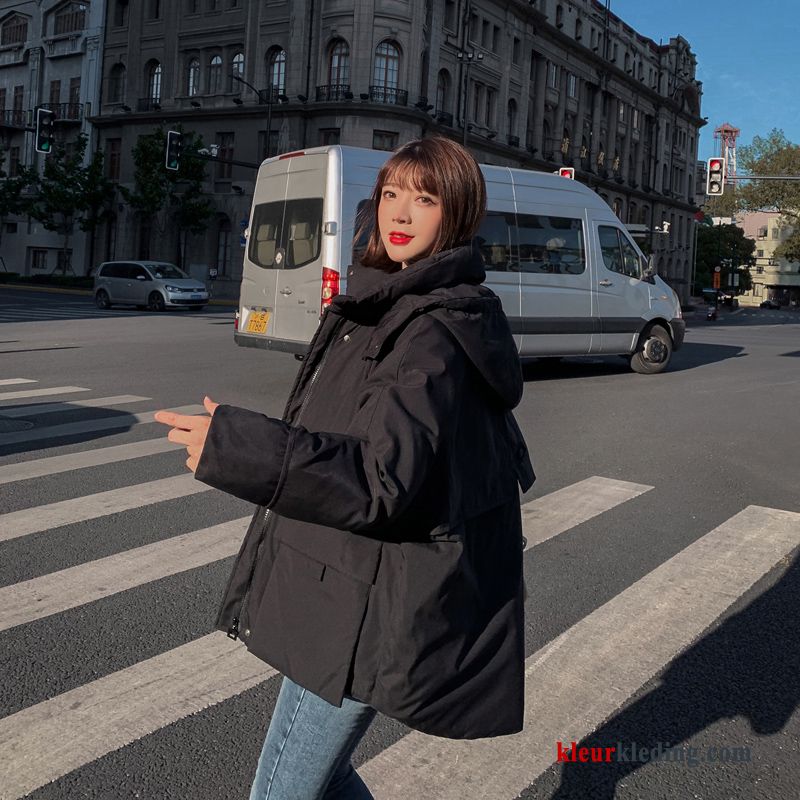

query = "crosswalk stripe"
(0, 395), (150, 417)
(358, 504), (800, 798)
(0, 438), (182, 485)
(0, 517), (250, 632)
(0, 403), (203, 446)
(0, 473), (210, 541)
(0, 633), (277, 800)
(522, 476), (653, 550)
(0, 386), (89, 402)
(0, 379), (37, 386)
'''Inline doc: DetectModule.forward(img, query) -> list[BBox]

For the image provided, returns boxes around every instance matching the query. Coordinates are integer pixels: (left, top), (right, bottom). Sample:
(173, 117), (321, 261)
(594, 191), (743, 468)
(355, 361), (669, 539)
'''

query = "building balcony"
(137, 97), (163, 112)
(0, 109), (29, 129)
(316, 84), (352, 102)
(40, 102), (83, 123)
(368, 86), (408, 106)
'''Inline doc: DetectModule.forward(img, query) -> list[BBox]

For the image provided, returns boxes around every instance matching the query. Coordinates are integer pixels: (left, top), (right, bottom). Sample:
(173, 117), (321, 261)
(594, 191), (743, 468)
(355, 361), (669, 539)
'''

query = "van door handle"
(280, 287), (293, 296)
(598, 279), (613, 287)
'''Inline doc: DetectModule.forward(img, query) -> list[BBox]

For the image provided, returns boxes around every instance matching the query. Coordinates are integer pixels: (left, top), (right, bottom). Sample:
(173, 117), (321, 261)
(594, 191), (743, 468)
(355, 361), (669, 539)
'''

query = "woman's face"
(377, 181), (443, 269)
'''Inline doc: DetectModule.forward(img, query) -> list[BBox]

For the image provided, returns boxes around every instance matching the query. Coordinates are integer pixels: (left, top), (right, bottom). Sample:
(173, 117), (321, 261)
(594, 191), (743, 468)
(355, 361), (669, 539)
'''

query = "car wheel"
(630, 324), (673, 375)
(95, 290), (111, 310)
(148, 291), (166, 312)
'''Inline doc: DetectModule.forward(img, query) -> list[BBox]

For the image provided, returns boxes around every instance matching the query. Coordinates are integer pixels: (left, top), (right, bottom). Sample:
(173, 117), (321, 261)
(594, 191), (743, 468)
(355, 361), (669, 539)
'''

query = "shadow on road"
(0, 402), (173, 458)
(521, 342), (746, 381)
(546, 552), (800, 798)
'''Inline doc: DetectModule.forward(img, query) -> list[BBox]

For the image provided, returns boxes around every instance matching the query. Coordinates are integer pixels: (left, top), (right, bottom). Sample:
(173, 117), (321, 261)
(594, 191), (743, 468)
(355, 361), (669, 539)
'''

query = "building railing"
(368, 86), (408, 106)
(0, 109), (29, 128)
(40, 102), (83, 122)
(137, 97), (162, 112)
(316, 84), (351, 101)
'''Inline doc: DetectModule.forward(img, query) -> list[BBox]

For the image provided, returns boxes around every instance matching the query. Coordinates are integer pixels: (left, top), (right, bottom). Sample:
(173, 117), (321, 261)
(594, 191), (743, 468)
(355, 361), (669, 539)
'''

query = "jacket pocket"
(247, 540), (371, 706)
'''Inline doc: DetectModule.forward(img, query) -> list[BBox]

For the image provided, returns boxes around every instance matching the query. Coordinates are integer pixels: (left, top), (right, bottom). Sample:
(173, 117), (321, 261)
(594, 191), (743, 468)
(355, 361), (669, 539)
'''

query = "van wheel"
(630, 325), (672, 374)
(95, 290), (111, 310)
(148, 291), (166, 312)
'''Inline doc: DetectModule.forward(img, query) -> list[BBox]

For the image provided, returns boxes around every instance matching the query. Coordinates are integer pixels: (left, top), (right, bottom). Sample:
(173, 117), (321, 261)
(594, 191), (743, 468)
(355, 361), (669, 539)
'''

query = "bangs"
(381, 153), (440, 196)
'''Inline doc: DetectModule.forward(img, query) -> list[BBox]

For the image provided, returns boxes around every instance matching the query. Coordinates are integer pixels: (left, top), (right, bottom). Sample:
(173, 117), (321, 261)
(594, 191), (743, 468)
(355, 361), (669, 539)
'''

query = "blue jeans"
(249, 676), (378, 800)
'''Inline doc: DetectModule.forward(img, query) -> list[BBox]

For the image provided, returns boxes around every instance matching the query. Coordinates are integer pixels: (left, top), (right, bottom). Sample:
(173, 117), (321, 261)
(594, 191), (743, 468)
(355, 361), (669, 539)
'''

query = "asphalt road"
(1, 288), (798, 800)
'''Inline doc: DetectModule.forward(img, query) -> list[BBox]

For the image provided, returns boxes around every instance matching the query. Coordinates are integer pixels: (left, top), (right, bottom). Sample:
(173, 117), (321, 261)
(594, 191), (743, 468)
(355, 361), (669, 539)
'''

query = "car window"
(516, 214), (585, 274)
(599, 226), (642, 279)
(149, 264), (186, 279)
(475, 211), (517, 272)
(249, 198), (323, 269)
(129, 265), (150, 280)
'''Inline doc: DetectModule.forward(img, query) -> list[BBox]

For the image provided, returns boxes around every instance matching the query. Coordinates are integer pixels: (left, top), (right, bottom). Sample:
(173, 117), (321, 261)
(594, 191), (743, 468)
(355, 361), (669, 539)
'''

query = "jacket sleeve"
(194, 315), (466, 532)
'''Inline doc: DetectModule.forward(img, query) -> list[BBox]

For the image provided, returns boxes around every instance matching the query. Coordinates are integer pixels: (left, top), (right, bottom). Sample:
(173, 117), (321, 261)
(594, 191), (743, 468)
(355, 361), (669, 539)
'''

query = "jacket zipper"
(227, 322), (340, 641)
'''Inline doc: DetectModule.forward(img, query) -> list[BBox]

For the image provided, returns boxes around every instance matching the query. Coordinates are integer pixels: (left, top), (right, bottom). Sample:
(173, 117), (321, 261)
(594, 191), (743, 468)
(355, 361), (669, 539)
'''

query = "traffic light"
(706, 157), (725, 195)
(558, 167), (575, 179)
(165, 130), (183, 171)
(35, 108), (56, 154)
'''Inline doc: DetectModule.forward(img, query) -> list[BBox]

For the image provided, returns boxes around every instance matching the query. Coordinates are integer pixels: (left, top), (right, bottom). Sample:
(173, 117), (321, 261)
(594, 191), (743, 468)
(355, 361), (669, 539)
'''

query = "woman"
(155, 136), (534, 800)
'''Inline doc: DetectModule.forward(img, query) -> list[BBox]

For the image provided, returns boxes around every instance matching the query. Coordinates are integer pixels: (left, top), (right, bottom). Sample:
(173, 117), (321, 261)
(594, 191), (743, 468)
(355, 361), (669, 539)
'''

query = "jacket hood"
(333, 243), (523, 409)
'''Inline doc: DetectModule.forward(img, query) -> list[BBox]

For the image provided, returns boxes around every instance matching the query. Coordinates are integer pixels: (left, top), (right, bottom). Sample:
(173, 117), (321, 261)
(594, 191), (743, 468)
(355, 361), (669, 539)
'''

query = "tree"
(736, 129), (800, 262)
(121, 127), (212, 265)
(24, 134), (116, 274)
(0, 149), (35, 259)
(695, 221), (756, 294)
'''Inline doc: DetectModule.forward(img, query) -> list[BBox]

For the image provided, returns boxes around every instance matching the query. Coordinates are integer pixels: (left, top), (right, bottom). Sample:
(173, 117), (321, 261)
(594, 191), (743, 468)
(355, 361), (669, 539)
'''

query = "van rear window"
(249, 198), (323, 270)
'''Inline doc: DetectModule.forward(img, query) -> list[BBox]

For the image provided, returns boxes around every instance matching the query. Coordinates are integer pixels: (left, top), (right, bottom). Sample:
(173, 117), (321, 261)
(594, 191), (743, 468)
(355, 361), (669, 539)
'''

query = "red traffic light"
(558, 167), (575, 179)
(709, 158), (724, 172)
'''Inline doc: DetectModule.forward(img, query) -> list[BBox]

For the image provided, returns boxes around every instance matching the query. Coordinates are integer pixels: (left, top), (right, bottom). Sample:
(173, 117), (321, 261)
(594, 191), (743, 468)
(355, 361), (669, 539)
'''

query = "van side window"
(249, 198), (323, 269)
(475, 211), (516, 271)
(599, 226), (642, 278)
(516, 214), (585, 274)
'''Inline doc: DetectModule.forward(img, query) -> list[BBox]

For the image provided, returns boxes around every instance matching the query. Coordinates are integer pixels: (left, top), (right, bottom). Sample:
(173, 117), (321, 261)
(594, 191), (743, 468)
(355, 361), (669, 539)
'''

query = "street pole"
(231, 73), (273, 158)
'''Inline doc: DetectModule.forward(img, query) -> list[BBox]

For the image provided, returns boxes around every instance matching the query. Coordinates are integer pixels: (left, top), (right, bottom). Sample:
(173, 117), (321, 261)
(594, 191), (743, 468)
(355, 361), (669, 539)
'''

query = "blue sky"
(609, 1), (800, 161)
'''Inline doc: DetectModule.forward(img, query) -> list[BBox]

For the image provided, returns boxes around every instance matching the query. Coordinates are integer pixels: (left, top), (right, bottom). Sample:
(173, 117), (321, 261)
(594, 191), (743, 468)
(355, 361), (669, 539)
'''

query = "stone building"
(0, 0), (107, 275)
(3, 1), (705, 302)
(737, 212), (799, 307)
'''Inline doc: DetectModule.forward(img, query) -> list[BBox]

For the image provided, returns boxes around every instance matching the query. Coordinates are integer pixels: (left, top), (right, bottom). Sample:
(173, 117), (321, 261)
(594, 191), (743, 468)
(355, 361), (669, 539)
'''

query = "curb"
(0, 283), (239, 306)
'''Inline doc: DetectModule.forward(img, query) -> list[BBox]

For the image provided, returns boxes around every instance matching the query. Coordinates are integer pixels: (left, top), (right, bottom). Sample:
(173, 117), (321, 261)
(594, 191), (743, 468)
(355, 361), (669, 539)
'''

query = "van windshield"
(148, 265), (187, 279)
(249, 198), (323, 269)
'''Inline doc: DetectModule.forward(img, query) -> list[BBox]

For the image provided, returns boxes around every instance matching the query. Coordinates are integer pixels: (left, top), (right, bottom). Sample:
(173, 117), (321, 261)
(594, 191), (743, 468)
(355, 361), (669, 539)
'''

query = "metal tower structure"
(714, 123), (740, 182)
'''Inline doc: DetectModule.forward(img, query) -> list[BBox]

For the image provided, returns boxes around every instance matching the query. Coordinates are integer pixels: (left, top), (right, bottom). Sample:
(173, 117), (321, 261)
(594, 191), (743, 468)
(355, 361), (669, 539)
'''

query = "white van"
(235, 145), (684, 374)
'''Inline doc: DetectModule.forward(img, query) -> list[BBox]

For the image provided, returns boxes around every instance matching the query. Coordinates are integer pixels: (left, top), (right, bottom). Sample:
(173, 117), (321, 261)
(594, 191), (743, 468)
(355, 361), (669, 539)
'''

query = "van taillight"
(321, 268), (339, 314)
(279, 151), (306, 160)
(234, 310), (239, 330)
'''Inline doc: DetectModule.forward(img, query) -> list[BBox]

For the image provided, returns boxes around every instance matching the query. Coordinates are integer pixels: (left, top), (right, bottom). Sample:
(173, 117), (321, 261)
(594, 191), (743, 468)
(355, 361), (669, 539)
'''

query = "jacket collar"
(332, 242), (485, 320)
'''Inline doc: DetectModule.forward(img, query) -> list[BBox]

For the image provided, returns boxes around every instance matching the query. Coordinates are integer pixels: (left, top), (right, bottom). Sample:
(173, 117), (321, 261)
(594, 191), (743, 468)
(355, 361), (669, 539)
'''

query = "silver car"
(93, 261), (209, 311)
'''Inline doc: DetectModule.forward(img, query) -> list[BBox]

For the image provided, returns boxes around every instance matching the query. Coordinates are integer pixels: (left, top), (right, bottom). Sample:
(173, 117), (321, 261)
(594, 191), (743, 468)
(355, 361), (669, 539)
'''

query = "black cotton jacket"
(195, 242), (534, 739)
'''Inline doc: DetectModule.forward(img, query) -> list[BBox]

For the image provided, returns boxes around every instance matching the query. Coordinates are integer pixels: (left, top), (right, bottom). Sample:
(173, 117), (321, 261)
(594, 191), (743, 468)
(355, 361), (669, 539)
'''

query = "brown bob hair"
(355, 136), (487, 271)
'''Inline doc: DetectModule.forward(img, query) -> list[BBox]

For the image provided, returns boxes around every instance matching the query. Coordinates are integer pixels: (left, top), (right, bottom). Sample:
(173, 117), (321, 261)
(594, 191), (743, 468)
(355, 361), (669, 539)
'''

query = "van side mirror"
(641, 255), (656, 282)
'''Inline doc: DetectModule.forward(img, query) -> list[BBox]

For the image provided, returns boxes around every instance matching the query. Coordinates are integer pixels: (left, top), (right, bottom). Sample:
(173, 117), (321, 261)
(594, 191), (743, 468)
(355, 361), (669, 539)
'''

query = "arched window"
(328, 40), (349, 87)
(1, 14), (28, 46)
(436, 69), (450, 113)
(373, 41), (400, 89)
(556, 4), (564, 28)
(187, 58), (200, 96)
(662, 164), (669, 192)
(639, 205), (649, 225)
(216, 216), (232, 276)
(108, 63), (126, 103)
(231, 52), (245, 90)
(575, 18), (582, 40)
(507, 99), (517, 137)
(266, 47), (286, 98)
(628, 202), (637, 224)
(147, 61), (162, 102)
(54, 1), (86, 36)
(208, 55), (223, 94)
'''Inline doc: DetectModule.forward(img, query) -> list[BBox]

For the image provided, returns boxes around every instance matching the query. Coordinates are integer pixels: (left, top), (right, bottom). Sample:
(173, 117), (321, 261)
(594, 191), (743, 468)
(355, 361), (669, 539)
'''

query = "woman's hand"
(154, 396), (219, 473)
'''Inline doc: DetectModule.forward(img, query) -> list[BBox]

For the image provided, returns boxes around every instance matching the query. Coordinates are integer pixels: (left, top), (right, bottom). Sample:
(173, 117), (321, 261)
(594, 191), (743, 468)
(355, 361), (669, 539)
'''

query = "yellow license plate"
(246, 310), (271, 334)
